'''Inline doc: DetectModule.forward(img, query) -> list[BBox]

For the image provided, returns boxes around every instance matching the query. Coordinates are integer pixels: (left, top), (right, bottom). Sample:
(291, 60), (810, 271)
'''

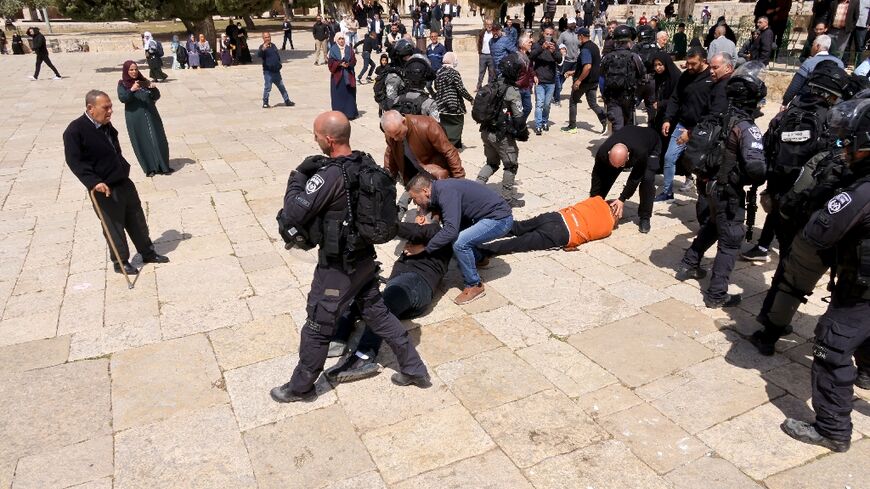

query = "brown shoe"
(476, 257), (492, 269)
(454, 284), (486, 305)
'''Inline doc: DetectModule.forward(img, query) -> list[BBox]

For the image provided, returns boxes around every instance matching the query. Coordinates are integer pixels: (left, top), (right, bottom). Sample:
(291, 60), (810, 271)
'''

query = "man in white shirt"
(708, 25), (737, 59)
(477, 19), (496, 90)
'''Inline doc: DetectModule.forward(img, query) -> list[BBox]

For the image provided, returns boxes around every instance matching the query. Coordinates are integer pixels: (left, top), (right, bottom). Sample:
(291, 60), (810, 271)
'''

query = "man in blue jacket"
(491, 23), (518, 76)
(404, 174), (513, 305)
(257, 32), (295, 108)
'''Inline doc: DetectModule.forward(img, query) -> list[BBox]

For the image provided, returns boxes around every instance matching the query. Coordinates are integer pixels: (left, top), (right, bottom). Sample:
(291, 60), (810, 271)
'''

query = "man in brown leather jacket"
(382, 110), (465, 217)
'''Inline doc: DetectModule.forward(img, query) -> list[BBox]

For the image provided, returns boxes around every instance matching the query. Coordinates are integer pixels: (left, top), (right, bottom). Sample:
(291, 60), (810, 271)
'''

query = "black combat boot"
(269, 382), (317, 403)
(781, 418), (850, 453)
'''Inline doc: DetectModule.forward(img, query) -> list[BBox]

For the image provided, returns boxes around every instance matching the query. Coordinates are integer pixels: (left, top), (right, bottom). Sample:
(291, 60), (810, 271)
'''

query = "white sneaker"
(52, 76), (62, 80)
(28, 76), (36, 81)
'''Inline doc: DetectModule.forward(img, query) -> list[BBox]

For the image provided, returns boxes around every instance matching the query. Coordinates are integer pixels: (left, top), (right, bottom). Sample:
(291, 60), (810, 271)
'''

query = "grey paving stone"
(114, 405), (257, 489)
(244, 404), (373, 489)
(12, 436), (113, 489)
(208, 314), (299, 371)
(392, 449), (534, 489)
(0, 335), (69, 372)
(665, 456), (763, 489)
(764, 438), (870, 489)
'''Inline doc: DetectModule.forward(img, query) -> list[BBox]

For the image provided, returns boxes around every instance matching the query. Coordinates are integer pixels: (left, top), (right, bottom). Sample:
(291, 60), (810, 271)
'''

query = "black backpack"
(765, 105), (826, 179)
(373, 66), (402, 106)
(339, 154), (398, 245)
(175, 44), (189, 64)
(155, 40), (164, 58)
(602, 51), (638, 98)
(471, 80), (507, 127)
(684, 112), (750, 178)
(392, 90), (431, 116)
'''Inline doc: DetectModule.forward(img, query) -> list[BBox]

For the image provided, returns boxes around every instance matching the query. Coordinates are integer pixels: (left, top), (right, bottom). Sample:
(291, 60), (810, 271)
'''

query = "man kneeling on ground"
(326, 217), (452, 382)
(479, 196), (614, 256)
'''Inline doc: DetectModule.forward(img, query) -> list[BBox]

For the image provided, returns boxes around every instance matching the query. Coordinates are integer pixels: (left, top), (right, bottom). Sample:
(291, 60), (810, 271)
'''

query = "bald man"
(270, 111), (430, 403)
(589, 126), (661, 233)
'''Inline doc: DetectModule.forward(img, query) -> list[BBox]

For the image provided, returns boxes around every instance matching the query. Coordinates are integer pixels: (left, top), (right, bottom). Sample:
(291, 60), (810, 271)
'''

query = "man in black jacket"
(563, 28), (607, 134)
(748, 16), (775, 65)
(63, 90), (169, 275)
(531, 27), (563, 135)
(708, 52), (734, 117)
(657, 46), (712, 201)
(326, 219), (452, 382)
(313, 15), (330, 65)
(26, 27), (60, 80)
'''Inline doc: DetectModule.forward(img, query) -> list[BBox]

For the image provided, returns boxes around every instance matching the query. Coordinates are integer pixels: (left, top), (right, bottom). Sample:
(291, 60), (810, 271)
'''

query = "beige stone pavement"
(0, 44), (868, 489)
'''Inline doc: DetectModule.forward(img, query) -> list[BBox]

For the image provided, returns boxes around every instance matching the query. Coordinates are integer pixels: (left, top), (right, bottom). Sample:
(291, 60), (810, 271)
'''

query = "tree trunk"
(243, 14), (256, 30)
(283, 0), (293, 17)
(677, 0), (694, 20)
(190, 16), (218, 51)
(181, 19), (196, 34)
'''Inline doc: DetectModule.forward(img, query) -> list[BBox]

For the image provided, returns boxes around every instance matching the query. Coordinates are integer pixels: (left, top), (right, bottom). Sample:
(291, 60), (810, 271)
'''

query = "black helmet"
(726, 61), (767, 111)
(392, 39), (414, 58)
(843, 73), (870, 100)
(807, 60), (849, 101)
(499, 53), (522, 85)
(828, 99), (870, 153)
(613, 24), (633, 41)
(404, 54), (434, 83)
(636, 25), (654, 44)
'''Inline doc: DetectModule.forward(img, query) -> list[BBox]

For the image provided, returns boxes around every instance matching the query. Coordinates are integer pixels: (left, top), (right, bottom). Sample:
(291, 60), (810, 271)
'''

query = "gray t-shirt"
(558, 31), (581, 62)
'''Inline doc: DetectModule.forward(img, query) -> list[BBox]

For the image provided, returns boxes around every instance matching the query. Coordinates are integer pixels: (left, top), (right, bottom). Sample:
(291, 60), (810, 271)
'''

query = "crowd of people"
(46, 0), (870, 463)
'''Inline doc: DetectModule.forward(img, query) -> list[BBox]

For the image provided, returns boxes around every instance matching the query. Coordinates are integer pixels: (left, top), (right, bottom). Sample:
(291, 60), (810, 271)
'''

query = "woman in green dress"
(117, 60), (172, 177)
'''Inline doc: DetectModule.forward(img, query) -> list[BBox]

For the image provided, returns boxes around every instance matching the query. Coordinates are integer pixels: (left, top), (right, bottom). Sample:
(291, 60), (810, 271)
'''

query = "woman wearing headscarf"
(328, 33), (359, 120)
(649, 51), (680, 156)
(434, 52), (473, 148)
(117, 60), (172, 177)
(220, 33), (233, 66)
(197, 34), (215, 68)
(170, 35), (184, 69)
(186, 34), (200, 69)
(142, 32), (168, 82)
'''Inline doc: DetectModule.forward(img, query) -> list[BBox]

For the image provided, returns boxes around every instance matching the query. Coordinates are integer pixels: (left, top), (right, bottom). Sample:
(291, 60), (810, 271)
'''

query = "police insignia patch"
(305, 174), (325, 194)
(748, 126), (762, 140)
(826, 192), (852, 214)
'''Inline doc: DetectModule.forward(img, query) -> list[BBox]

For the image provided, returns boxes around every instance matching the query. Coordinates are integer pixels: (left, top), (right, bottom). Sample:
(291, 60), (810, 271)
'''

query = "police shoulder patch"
(305, 174), (325, 194)
(748, 126), (763, 141)
(826, 192), (852, 214)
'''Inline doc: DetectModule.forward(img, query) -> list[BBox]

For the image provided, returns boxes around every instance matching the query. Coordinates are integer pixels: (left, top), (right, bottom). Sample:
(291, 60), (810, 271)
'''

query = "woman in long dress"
(220, 33), (233, 66)
(328, 33), (359, 120)
(434, 52), (473, 148)
(186, 34), (200, 69)
(117, 60), (172, 177)
(197, 34), (215, 69)
(142, 32), (168, 82)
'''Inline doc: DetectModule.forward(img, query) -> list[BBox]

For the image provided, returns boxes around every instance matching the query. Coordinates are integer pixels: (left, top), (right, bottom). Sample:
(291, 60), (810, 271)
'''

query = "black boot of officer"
(782, 100), (870, 452)
(270, 111), (430, 403)
(675, 62), (768, 308)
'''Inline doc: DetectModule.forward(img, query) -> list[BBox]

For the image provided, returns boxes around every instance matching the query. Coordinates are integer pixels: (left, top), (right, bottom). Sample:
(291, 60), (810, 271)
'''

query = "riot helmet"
(499, 53), (523, 86)
(636, 25), (654, 44)
(843, 73), (870, 100)
(828, 98), (870, 156)
(726, 61), (767, 111)
(392, 39), (414, 59)
(613, 24), (633, 41)
(404, 54), (435, 84)
(807, 60), (849, 102)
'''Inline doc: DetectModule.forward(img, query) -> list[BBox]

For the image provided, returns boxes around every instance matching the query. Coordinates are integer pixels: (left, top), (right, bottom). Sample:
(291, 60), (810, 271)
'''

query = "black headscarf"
(650, 52), (680, 102)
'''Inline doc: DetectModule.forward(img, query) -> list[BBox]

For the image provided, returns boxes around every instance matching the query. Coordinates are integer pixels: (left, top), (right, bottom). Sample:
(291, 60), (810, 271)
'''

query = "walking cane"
(89, 188), (134, 289)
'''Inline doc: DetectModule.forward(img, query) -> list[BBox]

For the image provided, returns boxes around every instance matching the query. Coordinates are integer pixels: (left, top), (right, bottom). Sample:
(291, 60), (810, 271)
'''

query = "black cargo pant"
(478, 212), (569, 255)
(636, 78), (655, 124)
(605, 95), (635, 131)
(289, 257), (428, 394)
(680, 182), (746, 302)
(90, 178), (156, 266)
(568, 84), (606, 128)
(34, 51), (60, 78)
(811, 300), (870, 442)
(590, 152), (658, 220)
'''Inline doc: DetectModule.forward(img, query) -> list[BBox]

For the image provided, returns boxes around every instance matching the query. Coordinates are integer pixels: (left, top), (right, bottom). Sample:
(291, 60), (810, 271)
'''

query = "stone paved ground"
(0, 45), (868, 489)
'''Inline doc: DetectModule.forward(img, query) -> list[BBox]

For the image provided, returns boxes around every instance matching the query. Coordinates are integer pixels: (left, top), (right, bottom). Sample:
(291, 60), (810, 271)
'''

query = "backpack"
(339, 154), (398, 245)
(373, 66), (402, 105)
(471, 80), (507, 126)
(154, 40), (164, 58)
(175, 44), (188, 64)
(601, 51), (638, 98)
(683, 112), (750, 178)
(765, 105), (826, 179)
(392, 90), (431, 116)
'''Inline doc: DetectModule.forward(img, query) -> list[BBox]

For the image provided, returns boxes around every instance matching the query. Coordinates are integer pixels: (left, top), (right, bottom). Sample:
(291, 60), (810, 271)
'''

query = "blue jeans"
(520, 88), (532, 121)
(534, 83), (555, 129)
(453, 216), (513, 286)
(359, 51), (375, 79)
(662, 123), (687, 195)
(592, 27), (603, 45)
(554, 71), (566, 102)
(263, 70), (290, 105)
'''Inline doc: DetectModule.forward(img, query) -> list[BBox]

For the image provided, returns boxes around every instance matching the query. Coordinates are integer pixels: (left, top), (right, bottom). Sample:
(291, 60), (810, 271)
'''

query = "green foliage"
(215, 0), (273, 16)
(0, 0), (56, 18)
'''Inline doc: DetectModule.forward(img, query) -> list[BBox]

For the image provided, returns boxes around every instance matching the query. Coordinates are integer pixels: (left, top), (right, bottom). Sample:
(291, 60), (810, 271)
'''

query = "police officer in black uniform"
(675, 62), (767, 308)
(781, 107), (870, 452)
(631, 25), (660, 125)
(600, 24), (646, 131)
(270, 111), (430, 403)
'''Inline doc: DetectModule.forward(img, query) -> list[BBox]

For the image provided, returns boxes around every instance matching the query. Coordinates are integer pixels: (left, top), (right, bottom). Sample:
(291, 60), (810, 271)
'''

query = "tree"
(0, 0), (56, 18)
(677, 0), (694, 21)
(469, 0), (521, 21)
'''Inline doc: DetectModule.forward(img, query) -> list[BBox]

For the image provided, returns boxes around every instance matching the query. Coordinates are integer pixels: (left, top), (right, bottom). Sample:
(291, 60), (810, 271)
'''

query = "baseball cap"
(576, 27), (590, 36)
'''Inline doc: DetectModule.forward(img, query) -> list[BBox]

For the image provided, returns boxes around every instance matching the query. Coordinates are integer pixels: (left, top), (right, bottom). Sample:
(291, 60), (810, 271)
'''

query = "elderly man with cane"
(63, 90), (169, 286)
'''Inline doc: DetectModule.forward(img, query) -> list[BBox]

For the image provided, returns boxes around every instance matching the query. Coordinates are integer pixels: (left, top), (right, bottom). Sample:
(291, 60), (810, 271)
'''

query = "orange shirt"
(558, 196), (615, 250)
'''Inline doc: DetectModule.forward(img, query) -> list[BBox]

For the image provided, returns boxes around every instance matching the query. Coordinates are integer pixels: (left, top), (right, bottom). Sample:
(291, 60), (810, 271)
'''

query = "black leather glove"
(515, 126), (530, 142)
(296, 155), (328, 176)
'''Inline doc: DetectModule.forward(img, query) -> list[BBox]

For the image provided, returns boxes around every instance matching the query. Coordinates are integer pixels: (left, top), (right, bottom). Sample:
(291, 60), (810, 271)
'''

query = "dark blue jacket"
(258, 43), (282, 72)
(491, 28), (518, 74)
(424, 179), (512, 253)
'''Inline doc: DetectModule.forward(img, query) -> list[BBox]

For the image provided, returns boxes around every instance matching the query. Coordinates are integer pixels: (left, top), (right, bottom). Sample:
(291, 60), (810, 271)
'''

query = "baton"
(89, 188), (134, 289)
